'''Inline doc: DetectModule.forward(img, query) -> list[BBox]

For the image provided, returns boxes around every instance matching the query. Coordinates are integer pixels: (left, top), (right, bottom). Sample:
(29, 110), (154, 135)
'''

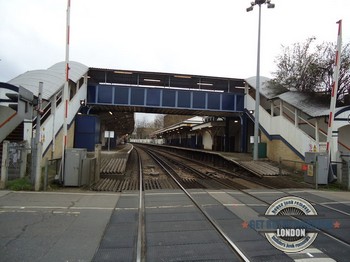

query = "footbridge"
(86, 68), (245, 116)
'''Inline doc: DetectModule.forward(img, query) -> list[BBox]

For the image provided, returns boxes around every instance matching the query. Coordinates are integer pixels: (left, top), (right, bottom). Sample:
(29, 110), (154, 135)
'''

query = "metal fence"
(1, 141), (29, 181)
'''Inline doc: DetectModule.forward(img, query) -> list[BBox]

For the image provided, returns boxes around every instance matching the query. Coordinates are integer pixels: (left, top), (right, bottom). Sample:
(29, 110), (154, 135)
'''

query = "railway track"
(93, 145), (350, 261)
(143, 146), (350, 259)
(139, 145), (267, 190)
(137, 146), (251, 261)
(93, 143), (303, 192)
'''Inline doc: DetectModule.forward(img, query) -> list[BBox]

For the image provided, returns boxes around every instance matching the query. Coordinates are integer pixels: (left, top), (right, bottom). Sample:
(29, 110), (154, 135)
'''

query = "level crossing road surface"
(0, 189), (350, 261)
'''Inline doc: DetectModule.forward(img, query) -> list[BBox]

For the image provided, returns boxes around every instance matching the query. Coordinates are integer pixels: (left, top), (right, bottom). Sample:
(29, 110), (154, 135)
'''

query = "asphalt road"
(0, 190), (119, 262)
(1, 189), (350, 262)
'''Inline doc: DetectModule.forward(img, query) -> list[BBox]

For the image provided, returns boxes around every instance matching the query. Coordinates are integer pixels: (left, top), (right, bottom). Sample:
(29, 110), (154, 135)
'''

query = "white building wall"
(334, 111), (350, 153)
(203, 131), (212, 150)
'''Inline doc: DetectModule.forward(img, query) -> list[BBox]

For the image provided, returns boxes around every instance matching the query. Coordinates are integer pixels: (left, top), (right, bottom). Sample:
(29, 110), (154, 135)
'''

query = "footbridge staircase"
(245, 76), (350, 179)
(0, 62), (89, 161)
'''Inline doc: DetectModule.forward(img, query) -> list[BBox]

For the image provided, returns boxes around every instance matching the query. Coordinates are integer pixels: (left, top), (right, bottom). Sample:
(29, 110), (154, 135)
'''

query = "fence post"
(0, 141), (9, 189)
(346, 160), (350, 190)
(34, 142), (42, 191)
(20, 141), (28, 178)
(94, 144), (101, 183)
(44, 158), (48, 191)
(315, 157), (318, 190)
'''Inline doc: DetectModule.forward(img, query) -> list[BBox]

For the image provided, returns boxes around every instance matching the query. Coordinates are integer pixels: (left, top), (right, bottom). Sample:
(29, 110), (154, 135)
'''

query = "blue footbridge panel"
(87, 85), (244, 113)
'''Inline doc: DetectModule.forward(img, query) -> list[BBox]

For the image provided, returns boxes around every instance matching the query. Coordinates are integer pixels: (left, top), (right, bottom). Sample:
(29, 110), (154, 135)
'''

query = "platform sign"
(104, 131), (114, 151)
(250, 136), (260, 144)
(104, 131), (114, 138)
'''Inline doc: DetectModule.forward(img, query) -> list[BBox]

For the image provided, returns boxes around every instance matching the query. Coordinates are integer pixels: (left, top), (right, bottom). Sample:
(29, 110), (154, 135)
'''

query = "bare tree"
(271, 37), (350, 105)
(152, 114), (164, 129)
(133, 114), (164, 139)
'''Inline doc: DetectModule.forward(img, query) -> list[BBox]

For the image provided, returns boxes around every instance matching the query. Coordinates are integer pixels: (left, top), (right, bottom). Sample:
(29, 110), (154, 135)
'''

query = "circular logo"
(264, 196), (318, 253)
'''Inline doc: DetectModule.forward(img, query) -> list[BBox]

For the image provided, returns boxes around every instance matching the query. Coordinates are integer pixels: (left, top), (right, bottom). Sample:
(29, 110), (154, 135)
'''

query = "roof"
(278, 92), (330, 117)
(154, 116), (204, 135)
(8, 61), (88, 100)
(245, 76), (334, 117)
(245, 76), (286, 99)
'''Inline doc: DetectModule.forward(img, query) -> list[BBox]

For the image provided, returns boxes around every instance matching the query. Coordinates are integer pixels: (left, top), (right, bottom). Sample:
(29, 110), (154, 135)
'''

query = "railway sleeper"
(112, 180), (121, 191)
(98, 178), (109, 191)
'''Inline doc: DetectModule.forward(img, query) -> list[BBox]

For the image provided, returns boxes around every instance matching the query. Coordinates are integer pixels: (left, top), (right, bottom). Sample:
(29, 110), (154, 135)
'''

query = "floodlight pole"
(253, 4), (262, 161)
(246, 0), (275, 161)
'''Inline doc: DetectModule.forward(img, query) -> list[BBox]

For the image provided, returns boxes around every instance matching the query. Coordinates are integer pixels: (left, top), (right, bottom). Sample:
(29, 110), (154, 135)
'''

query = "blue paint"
(74, 115), (100, 151)
(88, 84), (244, 113)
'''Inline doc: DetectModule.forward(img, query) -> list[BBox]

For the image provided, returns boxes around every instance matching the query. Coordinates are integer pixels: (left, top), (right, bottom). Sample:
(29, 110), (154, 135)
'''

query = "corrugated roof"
(48, 61), (88, 83)
(278, 92), (330, 117)
(8, 61), (88, 100)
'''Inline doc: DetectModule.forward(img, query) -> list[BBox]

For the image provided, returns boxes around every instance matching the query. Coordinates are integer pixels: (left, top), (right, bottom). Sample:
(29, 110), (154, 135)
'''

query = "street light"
(246, 0), (275, 161)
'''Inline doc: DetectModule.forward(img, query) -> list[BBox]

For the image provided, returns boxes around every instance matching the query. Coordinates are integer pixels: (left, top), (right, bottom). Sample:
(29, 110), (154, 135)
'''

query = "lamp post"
(246, 0), (275, 161)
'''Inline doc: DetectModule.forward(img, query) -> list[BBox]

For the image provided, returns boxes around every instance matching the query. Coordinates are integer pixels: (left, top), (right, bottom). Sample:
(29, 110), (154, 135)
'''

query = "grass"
(6, 177), (33, 191)
(318, 181), (348, 191)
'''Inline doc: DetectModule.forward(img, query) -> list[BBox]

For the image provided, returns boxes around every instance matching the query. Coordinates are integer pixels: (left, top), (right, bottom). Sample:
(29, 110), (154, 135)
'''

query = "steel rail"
(135, 148), (144, 262)
(147, 149), (250, 262)
(146, 146), (350, 250)
(146, 147), (264, 190)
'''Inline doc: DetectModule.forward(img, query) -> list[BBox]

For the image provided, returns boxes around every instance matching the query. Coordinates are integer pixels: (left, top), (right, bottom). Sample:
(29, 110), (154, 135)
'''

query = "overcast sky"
(1, 0), (350, 84)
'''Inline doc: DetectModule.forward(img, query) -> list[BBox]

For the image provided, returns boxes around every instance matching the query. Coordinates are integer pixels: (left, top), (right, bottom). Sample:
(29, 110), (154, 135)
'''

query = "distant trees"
(133, 114), (164, 139)
(270, 37), (350, 105)
(153, 114), (164, 129)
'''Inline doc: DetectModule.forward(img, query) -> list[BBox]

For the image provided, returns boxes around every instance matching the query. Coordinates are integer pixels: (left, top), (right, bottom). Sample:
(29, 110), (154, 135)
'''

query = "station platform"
(218, 151), (289, 176)
(98, 143), (133, 175)
(138, 143), (289, 177)
(100, 143), (133, 155)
